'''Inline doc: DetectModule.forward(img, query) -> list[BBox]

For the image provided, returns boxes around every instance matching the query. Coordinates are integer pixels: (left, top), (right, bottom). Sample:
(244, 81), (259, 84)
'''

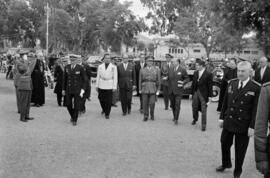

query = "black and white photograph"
(0, 0), (270, 177)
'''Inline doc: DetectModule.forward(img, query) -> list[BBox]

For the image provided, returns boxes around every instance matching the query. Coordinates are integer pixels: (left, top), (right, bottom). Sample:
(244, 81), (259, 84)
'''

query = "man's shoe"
(72, 122), (77, 126)
(165, 107), (168, 110)
(105, 115), (110, 119)
(191, 120), (197, 125)
(127, 110), (131, 114)
(174, 120), (178, 125)
(122, 113), (127, 116)
(150, 116), (154, 120)
(202, 127), (206, 132)
(101, 111), (105, 115)
(143, 117), (148, 122)
(216, 165), (232, 172)
(140, 109), (143, 114)
(26, 117), (34, 120)
(20, 117), (28, 122)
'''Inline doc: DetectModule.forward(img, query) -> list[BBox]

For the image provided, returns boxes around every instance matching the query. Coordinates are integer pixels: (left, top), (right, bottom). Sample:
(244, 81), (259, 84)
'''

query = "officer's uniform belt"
(101, 77), (113, 81)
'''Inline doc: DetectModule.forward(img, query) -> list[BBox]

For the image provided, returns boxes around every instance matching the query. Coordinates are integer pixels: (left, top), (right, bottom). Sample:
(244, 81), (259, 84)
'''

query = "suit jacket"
(254, 82), (270, 163)
(254, 66), (270, 85)
(54, 65), (64, 94)
(117, 63), (136, 89)
(96, 63), (118, 90)
(81, 63), (94, 98)
(191, 69), (213, 102)
(168, 65), (189, 95)
(220, 79), (261, 133)
(139, 66), (161, 94)
(62, 64), (87, 94)
(135, 62), (147, 93)
(160, 62), (172, 86)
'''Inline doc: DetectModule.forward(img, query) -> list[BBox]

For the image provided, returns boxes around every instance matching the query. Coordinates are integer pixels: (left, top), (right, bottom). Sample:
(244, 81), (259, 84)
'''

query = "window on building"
(174, 49), (177, 53)
(181, 49), (183, 53)
(193, 49), (201, 53)
(169, 48), (171, 53)
(244, 50), (250, 54)
(171, 48), (174, 53)
(237, 51), (242, 54)
(252, 51), (259, 55)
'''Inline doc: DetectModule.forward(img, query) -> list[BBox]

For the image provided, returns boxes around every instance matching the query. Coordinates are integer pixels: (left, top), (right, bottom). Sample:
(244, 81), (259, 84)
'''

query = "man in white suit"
(96, 53), (118, 119)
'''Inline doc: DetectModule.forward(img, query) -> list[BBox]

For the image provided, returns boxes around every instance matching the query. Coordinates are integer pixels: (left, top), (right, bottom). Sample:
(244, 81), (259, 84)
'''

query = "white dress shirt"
(198, 68), (205, 80)
(260, 66), (267, 80)
(238, 77), (250, 89)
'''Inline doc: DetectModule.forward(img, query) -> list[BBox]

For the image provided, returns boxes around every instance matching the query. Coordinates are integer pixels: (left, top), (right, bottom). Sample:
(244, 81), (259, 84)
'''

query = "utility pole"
(46, 3), (49, 56)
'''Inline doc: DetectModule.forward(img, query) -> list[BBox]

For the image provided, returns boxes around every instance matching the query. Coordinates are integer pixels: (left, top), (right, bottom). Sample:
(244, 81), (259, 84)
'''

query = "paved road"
(0, 74), (261, 178)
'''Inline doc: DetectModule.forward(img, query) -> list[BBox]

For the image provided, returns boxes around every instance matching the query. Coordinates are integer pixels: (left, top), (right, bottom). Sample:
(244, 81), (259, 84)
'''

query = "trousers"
(142, 93), (156, 119)
(66, 93), (81, 122)
(98, 89), (113, 116)
(169, 92), (183, 121)
(162, 85), (169, 109)
(119, 88), (133, 114)
(18, 90), (32, 118)
(221, 129), (249, 176)
(192, 91), (207, 128)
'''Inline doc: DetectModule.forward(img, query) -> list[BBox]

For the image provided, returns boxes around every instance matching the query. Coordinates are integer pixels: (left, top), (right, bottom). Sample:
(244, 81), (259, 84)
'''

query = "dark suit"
(62, 64), (87, 123)
(254, 66), (270, 85)
(79, 63), (93, 113)
(161, 62), (172, 109)
(117, 63), (136, 114)
(135, 62), (146, 110)
(191, 69), (213, 129)
(168, 65), (189, 121)
(220, 78), (260, 177)
(217, 68), (237, 111)
(54, 65), (64, 106)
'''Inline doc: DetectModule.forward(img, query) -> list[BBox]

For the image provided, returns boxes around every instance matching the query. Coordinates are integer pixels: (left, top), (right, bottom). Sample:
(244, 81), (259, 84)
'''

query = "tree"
(220, 0), (270, 56)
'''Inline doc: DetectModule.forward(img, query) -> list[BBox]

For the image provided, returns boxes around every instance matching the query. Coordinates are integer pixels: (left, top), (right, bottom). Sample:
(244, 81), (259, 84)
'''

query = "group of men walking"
(12, 50), (270, 178)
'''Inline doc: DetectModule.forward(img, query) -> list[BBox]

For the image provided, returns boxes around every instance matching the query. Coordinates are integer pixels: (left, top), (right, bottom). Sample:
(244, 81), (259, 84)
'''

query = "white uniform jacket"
(96, 63), (118, 90)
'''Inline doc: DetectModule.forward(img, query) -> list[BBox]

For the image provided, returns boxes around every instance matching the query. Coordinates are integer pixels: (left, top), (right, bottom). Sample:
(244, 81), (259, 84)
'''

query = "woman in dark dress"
(31, 58), (45, 107)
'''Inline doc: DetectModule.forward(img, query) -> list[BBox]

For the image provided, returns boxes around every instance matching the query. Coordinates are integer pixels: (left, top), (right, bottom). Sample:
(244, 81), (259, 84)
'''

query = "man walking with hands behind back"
(216, 61), (261, 178)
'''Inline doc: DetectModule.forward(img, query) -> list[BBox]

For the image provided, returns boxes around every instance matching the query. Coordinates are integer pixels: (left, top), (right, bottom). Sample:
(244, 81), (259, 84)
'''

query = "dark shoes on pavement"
(105, 115), (110, 119)
(26, 117), (34, 120)
(143, 117), (148, 122)
(122, 113), (127, 116)
(191, 120), (197, 125)
(216, 164), (232, 172)
(174, 120), (178, 125)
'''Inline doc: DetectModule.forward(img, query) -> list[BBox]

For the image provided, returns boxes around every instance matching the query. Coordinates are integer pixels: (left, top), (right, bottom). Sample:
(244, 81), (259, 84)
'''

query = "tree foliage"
(0, 0), (147, 54)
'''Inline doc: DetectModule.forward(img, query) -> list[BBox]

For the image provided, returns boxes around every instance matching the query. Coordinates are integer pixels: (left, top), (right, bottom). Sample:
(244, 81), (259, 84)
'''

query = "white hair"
(237, 61), (252, 70)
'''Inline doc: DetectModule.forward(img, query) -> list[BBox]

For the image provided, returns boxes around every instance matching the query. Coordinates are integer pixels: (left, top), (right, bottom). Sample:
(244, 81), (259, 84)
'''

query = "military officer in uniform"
(139, 55), (161, 121)
(161, 54), (173, 110)
(135, 54), (147, 113)
(255, 81), (270, 178)
(62, 54), (87, 126)
(216, 61), (261, 178)
(168, 58), (189, 125)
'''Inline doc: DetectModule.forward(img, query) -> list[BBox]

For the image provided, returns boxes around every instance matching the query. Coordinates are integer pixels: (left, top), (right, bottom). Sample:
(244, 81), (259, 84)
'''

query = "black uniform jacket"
(62, 64), (87, 94)
(220, 78), (261, 133)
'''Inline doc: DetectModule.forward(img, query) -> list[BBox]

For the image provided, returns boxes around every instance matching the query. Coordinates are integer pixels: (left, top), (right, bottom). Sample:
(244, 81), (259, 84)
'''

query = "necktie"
(239, 81), (243, 90)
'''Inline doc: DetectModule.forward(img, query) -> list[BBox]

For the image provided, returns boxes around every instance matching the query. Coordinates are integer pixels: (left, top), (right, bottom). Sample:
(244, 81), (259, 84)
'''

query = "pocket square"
(247, 91), (255, 96)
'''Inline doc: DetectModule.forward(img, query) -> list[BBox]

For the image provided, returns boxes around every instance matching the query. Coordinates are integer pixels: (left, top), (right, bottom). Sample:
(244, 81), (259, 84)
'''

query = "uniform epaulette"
(228, 78), (238, 84)
(251, 80), (262, 87)
(262, 82), (270, 87)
